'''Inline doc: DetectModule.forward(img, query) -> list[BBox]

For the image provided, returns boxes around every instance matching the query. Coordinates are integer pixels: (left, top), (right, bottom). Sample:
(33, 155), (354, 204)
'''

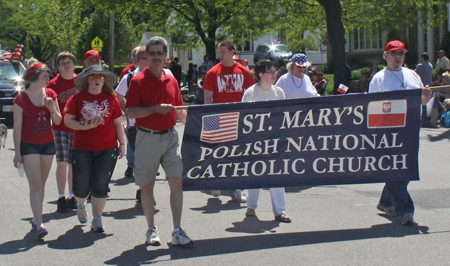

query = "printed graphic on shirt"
(31, 109), (52, 135)
(217, 74), (244, 93)
(81, 100), (110, 125)
(57, 87), (77, 103)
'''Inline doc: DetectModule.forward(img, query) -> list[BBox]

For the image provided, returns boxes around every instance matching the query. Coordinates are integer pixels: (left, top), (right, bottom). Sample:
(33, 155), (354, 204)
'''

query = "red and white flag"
(367, 100), (407, 128)
(337, 84), (348, 94)
(201, 112), (239, 143)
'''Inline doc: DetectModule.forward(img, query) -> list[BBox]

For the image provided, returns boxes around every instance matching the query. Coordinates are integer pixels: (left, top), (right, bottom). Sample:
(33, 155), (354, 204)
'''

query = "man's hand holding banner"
(181, 90), (422, 191)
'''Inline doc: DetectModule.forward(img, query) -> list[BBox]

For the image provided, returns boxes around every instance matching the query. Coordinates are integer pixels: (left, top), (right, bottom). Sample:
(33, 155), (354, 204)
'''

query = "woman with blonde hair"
(64, 65), (125, 232)
(13, 61), (62, 239)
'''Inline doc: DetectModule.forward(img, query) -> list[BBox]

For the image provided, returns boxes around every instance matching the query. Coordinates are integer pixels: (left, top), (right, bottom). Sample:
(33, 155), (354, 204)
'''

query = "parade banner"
(181, 90), (422, 191)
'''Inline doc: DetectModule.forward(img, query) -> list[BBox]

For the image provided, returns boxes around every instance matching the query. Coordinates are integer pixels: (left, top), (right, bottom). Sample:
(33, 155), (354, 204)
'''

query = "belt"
(138, 127), (172, 135)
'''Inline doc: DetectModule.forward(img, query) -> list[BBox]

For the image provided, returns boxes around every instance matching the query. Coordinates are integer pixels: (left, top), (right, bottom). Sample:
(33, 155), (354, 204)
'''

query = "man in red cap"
(83, 50), (102, 68)
(369, 40), (431, 226)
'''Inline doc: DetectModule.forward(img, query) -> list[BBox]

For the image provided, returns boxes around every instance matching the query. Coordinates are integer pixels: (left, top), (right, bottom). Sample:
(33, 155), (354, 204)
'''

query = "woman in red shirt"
(13, 62), (62, 240)
(64, 65), (125, 233)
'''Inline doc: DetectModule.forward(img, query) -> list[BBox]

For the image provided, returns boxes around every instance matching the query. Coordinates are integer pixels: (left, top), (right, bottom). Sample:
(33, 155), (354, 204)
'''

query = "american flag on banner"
(0, 31), (27, 61)
(200, 112), (240, 143)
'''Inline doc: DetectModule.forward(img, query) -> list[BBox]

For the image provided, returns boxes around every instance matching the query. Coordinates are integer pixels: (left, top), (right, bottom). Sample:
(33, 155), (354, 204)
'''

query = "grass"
(323, 74), (334, 95)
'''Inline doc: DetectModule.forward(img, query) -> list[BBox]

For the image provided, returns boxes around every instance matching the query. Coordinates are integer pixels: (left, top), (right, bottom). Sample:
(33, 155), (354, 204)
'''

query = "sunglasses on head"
(148, 51), (165, 56)
(389, 50), (406, 56)
(89, 74), (105, 79)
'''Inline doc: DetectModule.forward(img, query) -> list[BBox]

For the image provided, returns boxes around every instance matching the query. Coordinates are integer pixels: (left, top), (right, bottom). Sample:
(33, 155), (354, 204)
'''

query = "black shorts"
(20, 141), (56, 156)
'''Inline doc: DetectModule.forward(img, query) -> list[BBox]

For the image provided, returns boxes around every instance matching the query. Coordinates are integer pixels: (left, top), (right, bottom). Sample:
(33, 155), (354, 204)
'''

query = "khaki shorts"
(134, 128), (183, 186)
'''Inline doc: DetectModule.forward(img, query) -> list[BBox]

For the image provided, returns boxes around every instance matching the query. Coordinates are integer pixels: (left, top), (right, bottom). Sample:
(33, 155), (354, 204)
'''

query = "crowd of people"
(12, 37), (435, 245)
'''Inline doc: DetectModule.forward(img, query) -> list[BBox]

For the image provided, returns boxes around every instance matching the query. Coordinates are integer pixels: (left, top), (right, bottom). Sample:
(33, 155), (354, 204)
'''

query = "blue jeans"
(72, 147), (118, 198)
(379, 181), (414, 216)
(126, 143), (135, 168)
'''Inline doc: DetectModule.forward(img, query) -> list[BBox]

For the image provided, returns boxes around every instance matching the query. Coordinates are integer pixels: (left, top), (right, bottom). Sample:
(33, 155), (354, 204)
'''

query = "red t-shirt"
(13, 88), (57, 144)
(126, 68), (183, 131)
(47, 74), (78, 132)
(64, 90), (123, 151)
(120, 63), (136, 80)
(202, 62), (256, 103)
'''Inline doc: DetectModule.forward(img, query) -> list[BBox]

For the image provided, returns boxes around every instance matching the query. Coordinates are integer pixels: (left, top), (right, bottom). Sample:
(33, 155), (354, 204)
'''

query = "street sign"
(91, 37), (103, 52)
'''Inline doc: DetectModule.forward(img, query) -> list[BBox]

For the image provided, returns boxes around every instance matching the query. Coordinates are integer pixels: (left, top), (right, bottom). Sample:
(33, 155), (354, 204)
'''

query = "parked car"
(253, 44), (292, 64)
(0, 60), (25, 122)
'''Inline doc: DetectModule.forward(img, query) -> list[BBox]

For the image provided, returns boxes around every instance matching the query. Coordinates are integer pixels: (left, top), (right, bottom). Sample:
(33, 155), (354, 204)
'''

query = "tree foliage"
(0, 0), (82, 62)
(75, 8), (138, 63)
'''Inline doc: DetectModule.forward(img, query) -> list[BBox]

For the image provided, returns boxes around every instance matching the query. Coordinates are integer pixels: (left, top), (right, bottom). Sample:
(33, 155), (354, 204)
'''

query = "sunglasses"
(389, 50), (406, 56)
(89, 74), (105, 79)
(148, 51), (165, 56)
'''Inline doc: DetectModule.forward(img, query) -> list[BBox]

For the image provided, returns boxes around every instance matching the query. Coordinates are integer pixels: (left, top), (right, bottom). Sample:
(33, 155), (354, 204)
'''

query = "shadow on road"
(190, 198), (245, 213)
(0, 225), (112, 254)
(427, 129), (450, 142)
(104, 222), (435, 266)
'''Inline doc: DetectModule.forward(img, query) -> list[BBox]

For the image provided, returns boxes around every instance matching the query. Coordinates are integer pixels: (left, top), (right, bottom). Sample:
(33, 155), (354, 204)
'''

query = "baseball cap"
(292, 53), (311, 67)
(84, 50), (102, 60)
(385, 40), (408, 52)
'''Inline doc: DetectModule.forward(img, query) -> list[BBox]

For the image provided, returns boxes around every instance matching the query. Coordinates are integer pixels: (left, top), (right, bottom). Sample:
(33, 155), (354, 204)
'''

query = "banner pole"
(175, 106), (189, 110)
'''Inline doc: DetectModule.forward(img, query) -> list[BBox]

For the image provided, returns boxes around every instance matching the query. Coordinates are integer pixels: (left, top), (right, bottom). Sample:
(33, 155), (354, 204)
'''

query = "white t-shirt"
(369, 67), (423, 93)
(275, 72), (320, 99)
(116, 68), (174, 126)
(242, 83), (286, 102)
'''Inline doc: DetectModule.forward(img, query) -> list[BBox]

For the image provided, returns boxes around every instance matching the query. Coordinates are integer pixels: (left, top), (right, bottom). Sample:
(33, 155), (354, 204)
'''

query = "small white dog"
(0, 123), (7, 149)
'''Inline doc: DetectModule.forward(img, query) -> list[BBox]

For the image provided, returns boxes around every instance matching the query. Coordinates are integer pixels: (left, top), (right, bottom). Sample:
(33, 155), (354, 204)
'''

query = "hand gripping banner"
(181, 90), (422, 191)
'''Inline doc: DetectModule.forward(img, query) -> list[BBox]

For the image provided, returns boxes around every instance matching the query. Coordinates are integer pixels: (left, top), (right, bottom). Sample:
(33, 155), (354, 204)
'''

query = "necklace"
(387, 69), (406, 89)
(291, 73), (304, 88)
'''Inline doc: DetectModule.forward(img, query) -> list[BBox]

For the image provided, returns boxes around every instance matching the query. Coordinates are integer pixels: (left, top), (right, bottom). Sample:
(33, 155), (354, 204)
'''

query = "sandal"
(275, 213), (291, 223)
(245, 208), (256, 217)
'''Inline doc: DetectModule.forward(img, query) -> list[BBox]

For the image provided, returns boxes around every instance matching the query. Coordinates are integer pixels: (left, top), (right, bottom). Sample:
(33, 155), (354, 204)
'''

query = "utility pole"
(109, 13), (115, 72)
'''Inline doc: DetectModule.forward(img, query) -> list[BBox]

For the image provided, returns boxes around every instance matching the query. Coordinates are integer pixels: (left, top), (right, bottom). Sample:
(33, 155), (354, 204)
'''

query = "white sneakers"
(146, 227), (194, 246)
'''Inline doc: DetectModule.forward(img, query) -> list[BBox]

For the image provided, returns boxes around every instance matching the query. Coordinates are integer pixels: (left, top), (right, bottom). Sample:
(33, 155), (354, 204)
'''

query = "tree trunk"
(317, 0), (347, 94)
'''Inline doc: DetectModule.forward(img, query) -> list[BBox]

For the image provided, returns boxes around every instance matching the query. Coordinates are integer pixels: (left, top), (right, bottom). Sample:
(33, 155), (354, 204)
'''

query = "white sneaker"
(211, 190), (221, 197)
(146, 227), (161, 246)
(172, 229), (194, 245)
(77, 203), (88, 224)
(232, 190), (247, 203)
(91, 216), (104, 232)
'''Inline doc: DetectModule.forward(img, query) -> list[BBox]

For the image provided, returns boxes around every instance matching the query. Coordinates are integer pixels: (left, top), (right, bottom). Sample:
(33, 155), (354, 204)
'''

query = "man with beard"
(369, 40), (431, 225)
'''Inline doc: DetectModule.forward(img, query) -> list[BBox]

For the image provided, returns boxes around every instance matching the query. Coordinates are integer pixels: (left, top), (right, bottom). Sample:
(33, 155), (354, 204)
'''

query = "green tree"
(97, 0), (275, 59)
(0, 0), (82, 62)
(75, 8), (138, 63)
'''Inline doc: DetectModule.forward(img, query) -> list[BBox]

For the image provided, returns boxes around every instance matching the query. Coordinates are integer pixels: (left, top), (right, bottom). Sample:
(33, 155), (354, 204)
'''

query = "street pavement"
(0, 120), (449, 266)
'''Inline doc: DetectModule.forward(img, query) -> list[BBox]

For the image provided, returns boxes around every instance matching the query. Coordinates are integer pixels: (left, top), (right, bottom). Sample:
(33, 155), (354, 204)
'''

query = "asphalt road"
(0, 120), (449, 266)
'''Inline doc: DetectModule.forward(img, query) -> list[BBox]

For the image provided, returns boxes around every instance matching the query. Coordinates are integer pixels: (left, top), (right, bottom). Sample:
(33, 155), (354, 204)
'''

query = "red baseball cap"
(84, 49), (102, 60)
(385, 40), (408, 52)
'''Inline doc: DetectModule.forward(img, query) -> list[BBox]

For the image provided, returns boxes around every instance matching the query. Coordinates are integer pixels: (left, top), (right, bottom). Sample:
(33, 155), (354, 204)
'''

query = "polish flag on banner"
(337, 84), (349, 94)
(201, 112), (239, 143)
(367, 100), (407, 128)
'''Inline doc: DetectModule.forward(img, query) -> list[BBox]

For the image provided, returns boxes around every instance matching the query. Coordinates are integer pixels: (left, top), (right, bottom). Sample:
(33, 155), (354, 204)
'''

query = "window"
(352, 29), (383, 50)
(236, 35), (253, 53)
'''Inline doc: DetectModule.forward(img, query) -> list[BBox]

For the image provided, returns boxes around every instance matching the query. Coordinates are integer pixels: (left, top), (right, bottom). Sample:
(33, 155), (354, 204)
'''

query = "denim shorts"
(20, 141), (56, 156)
(54, 130), (74, 163)
(72, 147), (118, 199)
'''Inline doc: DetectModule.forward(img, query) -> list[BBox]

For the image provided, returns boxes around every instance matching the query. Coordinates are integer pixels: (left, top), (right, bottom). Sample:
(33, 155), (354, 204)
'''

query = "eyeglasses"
(89, 74), (105, 80)
(389, 50), (406, 56)
(148, 51), (165, 56)
(265, 71), (277, 75)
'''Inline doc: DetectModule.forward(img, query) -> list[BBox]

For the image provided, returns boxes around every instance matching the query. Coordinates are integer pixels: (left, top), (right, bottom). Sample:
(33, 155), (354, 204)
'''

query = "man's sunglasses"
(89, 74), (105, 79)
(389, 50), (406, 56)
(148, 51), (165, 56)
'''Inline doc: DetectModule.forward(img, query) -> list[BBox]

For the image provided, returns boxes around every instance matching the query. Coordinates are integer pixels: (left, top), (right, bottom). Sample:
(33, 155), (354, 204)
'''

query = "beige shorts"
(134, 128), (183, 187)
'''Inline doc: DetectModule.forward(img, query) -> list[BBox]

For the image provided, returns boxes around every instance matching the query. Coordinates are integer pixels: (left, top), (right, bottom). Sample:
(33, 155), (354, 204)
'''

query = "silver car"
(253, 44), (292, 64)
(0, 60), (25, 122)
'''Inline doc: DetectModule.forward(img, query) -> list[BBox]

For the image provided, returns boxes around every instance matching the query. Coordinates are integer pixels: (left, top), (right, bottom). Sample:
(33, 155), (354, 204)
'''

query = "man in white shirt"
(369, 40), (431, 226)
(435, 50), (450, 71)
